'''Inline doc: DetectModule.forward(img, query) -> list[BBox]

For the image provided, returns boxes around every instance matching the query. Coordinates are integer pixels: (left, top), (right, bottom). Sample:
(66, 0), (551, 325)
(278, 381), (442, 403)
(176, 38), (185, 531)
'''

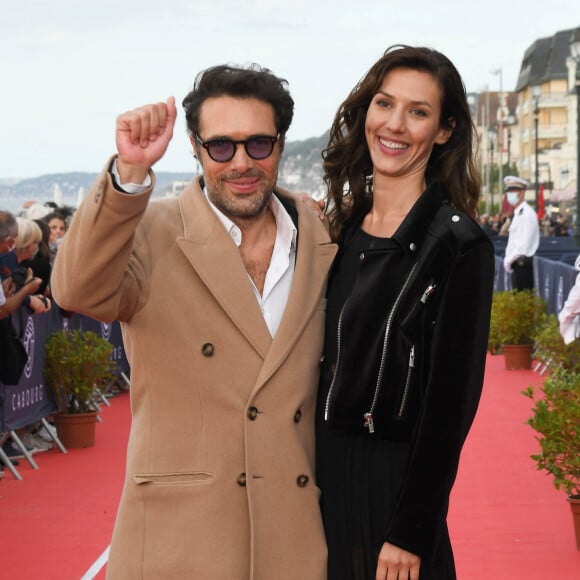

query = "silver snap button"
(451, 215), (460, 222)
(409, 243), (416, 252)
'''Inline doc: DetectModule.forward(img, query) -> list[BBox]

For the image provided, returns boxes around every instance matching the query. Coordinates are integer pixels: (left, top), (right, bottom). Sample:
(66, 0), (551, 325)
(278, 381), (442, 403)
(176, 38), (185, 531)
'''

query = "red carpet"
(1, 357), (579, 579)
(0, 392), (130, 579)
(449, 354), (580, 578)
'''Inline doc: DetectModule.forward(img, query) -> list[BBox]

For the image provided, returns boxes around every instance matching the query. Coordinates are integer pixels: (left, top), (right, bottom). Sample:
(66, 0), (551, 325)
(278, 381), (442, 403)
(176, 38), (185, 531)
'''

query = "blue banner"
(1, 309), (129, 432)
(1, 309), (59, 431)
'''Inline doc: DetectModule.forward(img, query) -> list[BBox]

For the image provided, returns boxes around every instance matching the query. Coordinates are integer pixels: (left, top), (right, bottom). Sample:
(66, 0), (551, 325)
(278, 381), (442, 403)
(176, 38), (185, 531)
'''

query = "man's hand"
(28, 294), (51, 314)
(23, 276), (42, 296)
(115, 96), (177, 184)
(376, 542), (421, 580)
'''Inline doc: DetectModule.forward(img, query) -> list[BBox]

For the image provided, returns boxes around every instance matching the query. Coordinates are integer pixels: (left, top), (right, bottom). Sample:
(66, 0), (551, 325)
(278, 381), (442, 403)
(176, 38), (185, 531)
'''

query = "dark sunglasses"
(195, 133), (279, 163)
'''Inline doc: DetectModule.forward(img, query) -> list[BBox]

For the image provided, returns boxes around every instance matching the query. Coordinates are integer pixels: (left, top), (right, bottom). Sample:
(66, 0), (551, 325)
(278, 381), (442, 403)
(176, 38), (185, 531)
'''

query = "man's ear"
(189, 134), (199, 159)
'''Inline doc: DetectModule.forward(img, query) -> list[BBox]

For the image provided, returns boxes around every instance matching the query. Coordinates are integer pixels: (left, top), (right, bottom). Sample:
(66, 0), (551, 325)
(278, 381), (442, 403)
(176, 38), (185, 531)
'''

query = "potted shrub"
(488, 290), (547, 369)
(44, 329), (115, 448)
(522, 368), (580, 549)
(533, 314), (580, 373)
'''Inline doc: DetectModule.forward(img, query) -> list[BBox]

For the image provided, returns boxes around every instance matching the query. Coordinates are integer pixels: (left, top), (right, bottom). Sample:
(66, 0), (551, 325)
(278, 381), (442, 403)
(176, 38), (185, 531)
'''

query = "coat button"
(294, 409), (302, 423)
(359, 252), (365, 261)
(409, 242), (417, 252)
(237, 473), (247, 487)
(201, 343), (215, 357)
(296, 474), (309, 488)
(247, 406), (259, 420)
(451, 215), (460, 223)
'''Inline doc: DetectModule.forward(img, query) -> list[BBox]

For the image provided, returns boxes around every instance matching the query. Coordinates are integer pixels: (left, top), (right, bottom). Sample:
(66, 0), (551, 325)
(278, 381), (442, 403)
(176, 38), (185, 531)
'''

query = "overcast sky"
(1, 0), (578, 179)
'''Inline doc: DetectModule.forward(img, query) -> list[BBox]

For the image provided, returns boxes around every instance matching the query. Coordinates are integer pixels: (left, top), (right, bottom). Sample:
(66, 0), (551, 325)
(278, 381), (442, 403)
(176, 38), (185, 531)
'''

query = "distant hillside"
(0, 132), (329, 212)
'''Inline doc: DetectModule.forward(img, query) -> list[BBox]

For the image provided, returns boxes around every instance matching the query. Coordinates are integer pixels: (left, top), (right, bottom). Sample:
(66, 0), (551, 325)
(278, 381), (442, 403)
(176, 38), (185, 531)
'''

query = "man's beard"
(207, 169), (277, 221)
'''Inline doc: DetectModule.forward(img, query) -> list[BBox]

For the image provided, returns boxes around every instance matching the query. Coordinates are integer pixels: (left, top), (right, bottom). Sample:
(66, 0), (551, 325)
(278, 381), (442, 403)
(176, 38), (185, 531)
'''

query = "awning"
(549, 189), (576, 202)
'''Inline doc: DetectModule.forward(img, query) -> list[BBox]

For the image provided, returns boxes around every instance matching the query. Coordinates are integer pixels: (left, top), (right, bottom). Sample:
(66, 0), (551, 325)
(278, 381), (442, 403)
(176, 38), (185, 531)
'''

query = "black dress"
(316, 226), (456, 580)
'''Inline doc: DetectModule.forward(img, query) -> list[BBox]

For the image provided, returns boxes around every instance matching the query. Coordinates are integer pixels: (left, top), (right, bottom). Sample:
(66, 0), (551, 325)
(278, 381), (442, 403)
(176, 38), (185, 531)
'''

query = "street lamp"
(531, 85), (542, 210)
(491, 68), (504, 197)
(488, 129), (496, 214)
(570, 30), (580, 246)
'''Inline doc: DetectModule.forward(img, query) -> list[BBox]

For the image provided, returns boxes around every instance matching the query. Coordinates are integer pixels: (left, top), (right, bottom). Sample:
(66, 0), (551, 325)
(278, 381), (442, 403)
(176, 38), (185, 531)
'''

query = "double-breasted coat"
(51, 160), (337, 579)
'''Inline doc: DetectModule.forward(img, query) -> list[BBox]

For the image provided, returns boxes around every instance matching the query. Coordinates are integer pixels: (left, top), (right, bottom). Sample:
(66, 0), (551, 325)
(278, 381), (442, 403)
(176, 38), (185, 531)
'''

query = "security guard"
(502, 176), (540, 290)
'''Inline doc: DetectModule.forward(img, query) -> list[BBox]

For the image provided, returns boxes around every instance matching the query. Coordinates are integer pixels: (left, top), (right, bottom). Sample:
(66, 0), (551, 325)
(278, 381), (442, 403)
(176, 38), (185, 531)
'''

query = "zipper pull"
(420, 284), (437, 303)
(409, 345), (415, 367)
(363, 412), (375, 434)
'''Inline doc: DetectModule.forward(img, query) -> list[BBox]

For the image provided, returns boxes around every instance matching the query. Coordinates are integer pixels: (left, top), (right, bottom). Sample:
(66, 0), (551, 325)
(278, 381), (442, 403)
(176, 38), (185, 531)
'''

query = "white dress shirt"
(503, 201), (540, 272)
(205, 192), (297, 337)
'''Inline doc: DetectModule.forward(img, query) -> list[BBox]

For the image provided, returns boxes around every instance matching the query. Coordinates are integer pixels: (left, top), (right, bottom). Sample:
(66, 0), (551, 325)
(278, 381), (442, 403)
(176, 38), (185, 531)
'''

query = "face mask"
(506, 192), (520, 206)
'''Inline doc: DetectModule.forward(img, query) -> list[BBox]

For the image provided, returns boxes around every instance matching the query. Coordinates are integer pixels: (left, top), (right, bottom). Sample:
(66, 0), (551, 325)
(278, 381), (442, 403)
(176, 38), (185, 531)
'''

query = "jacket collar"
(392, 181), (446, 256)
(342, 181), (446, 257)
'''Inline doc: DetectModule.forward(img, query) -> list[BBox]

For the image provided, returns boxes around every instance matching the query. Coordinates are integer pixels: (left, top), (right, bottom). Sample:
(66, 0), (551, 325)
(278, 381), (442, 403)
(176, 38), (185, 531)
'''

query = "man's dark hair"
(182, 64), (294, 137)
(0, 211), (17, 240)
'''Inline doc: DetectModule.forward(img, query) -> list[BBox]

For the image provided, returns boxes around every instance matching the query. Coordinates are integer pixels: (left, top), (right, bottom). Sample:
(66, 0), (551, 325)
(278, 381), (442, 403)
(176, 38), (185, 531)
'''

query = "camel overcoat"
(51, 161), (337, 579)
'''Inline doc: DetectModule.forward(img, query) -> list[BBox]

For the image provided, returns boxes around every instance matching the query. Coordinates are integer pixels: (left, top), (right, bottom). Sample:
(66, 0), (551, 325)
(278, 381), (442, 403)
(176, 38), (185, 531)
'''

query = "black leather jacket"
(322, 183), (494, 557)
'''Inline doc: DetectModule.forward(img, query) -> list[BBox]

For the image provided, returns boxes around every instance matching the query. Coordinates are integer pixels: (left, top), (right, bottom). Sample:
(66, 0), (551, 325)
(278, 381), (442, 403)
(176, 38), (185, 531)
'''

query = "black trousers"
(511, 256), (534, 291)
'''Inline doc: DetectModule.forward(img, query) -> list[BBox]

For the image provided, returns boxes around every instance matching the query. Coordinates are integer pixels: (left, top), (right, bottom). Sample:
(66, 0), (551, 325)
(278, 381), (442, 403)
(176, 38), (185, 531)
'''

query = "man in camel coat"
(52, 64), (336, 579)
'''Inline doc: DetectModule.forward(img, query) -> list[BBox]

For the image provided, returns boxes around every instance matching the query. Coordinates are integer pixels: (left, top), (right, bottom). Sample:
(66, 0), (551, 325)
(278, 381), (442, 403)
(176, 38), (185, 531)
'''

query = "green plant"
(534, 314), (580, 371)
(488, 290), (547, 349)
(522, 368), (580, 497)
(44, 329), (115, 414)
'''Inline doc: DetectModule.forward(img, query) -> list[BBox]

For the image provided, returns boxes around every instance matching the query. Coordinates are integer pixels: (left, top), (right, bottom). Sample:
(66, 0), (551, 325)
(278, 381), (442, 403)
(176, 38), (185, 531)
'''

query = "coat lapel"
(175, 178), (272, 358)
(254, 198), (337, 390)
(175, 179), (337, 375)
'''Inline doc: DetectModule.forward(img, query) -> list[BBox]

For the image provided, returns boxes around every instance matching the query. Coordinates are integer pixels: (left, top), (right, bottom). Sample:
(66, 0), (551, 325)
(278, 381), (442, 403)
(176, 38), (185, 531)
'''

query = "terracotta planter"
(568, 495), (580, 551)
(54, 411), (98, 449)
(502, 344), (533, 370)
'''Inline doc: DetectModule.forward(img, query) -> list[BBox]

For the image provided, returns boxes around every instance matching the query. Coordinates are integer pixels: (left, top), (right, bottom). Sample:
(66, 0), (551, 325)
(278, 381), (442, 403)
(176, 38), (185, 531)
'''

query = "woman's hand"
(296, 192), (325, 220)
(376, 541), (421, 580)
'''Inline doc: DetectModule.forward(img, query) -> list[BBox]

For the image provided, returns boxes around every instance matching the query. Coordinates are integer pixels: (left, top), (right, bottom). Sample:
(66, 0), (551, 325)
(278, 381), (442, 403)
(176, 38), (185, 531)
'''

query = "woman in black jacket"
(316, 46), (494, 580)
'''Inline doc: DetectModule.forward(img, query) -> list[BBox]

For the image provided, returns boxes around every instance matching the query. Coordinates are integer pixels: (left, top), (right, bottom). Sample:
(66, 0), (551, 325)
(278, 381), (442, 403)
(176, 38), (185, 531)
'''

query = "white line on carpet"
(80, 545), (110, 579)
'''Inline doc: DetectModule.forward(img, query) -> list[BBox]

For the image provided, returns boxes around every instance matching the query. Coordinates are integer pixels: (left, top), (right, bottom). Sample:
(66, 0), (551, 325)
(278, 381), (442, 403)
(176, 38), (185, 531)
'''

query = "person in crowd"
(502, 176), (540, 291)
(489, 213), (501, 236)
(554, 214), (570, 237)
(316, 45), (494, 580)
(0, 212), (43, 319)
(0, 216), (51, 315)
(478, 213), (494, 237)
(20, 199), (51, 221)
(21, 219), (52, 296)
(51, 64), (337, 579)
(44, 212), (68, 265)
(498, 211), (511, 236)
(559, 254), (580, 344)
(0, 212), (47, 461)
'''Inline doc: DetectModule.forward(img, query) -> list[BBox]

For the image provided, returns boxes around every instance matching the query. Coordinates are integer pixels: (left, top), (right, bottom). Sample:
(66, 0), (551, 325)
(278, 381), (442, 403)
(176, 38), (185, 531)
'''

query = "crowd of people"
(1, 45), (579, 580)
(479, 208), (573, 238)
(0, 203), (71, 472)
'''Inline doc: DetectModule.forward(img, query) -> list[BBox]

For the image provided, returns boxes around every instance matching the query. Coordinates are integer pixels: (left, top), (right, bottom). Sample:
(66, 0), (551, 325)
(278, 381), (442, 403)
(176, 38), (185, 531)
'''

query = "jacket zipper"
(420, 283), (437, 303)
(397, 345), (415, 417)
(363, 262), (419, 433)
(324, 295), (349, 422)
